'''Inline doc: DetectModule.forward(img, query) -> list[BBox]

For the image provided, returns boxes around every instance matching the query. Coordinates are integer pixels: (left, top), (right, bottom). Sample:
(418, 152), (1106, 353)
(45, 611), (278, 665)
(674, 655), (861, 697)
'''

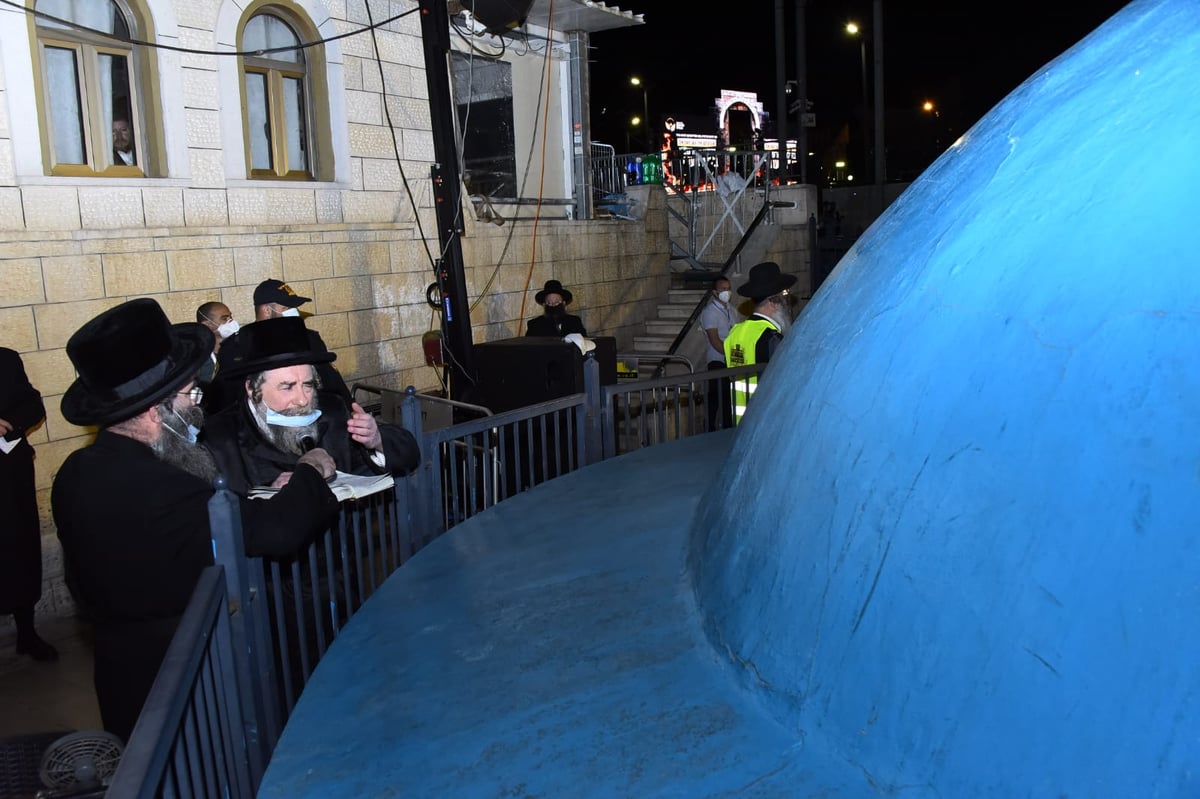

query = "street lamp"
(630, 76), (650, 151)
(845, 21), (869, 182)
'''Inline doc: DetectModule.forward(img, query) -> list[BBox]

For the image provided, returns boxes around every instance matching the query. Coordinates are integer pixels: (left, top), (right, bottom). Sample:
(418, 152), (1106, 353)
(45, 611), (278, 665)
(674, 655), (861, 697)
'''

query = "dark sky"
(588, 0), (1132, 172)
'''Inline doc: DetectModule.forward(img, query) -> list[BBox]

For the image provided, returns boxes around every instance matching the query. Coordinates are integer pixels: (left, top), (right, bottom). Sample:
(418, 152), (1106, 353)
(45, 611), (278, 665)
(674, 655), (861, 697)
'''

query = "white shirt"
(699, 298), (734, 364)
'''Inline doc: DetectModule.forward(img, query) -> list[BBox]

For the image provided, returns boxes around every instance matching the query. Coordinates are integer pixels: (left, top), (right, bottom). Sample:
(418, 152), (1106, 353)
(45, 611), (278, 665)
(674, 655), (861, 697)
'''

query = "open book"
(249, 470), (395, 502)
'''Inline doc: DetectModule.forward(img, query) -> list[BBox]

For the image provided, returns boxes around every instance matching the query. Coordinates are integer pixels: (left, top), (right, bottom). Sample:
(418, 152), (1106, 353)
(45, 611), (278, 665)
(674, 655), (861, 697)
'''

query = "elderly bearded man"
(205, 317), (420, 495)
(52, 299), (341, 743)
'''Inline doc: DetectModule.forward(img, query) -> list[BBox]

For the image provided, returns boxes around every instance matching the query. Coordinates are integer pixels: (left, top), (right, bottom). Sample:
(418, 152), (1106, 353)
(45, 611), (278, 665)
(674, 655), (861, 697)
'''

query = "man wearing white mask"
(204, 317), (419, 495)
(203, 279), (350, 413)
(195, 301), (240, 385)
(52, 299), (339, 742)
(699, 274), (736, 431)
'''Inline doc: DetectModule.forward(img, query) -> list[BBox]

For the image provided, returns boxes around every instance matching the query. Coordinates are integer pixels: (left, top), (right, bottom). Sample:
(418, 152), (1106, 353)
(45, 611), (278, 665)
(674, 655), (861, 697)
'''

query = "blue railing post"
(401, 386), (439, 552)
(582, 355), (604, 466)
(208, 475), (276, 788)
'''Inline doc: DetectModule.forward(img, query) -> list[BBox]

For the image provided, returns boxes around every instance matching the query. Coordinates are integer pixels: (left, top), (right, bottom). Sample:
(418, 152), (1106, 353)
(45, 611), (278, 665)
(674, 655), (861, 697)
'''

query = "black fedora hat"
(217, 317), (335, 379)
(61, 298), (213, 427)
(534, 279), (573, 305)
(736, 261), (797, 302)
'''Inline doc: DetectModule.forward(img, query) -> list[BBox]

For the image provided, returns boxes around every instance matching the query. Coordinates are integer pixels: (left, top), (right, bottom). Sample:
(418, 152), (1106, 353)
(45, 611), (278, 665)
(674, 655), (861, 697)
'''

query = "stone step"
(645, 319), (684, 337)
(632, 334), (675, 352)
(657, 305), (693, 320)
(668, 288), (707, 304)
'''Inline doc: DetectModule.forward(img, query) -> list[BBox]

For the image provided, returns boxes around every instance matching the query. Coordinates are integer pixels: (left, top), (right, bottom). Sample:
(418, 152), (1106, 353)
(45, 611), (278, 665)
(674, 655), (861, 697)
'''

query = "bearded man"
(52, 299), (340, 743)
(204, 317), (420, 495)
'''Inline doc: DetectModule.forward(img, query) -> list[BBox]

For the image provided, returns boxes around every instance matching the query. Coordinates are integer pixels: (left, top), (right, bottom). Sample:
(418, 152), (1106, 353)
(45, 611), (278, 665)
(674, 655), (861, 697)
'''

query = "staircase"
(628, 284), (710, 377)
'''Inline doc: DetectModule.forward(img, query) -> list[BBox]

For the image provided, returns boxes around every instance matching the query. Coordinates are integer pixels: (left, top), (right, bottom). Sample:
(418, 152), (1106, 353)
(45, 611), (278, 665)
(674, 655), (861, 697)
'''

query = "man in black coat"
(203, 317), (420, 495)
(52, 299), (341, 743)
(526, 279), (587, 337)
(0, 347), (57, 661)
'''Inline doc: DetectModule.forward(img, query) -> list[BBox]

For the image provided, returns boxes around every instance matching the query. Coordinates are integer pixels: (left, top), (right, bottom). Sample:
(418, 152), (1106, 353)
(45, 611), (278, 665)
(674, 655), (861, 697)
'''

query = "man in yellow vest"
(723, 261), (797, 424)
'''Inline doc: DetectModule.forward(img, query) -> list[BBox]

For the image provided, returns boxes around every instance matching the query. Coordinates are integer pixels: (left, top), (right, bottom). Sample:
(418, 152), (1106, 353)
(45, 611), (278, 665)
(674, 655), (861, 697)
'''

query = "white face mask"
(717, 290), (731, 304)
(217, 319), (240, 339)
(266, 408), (322, 427)
(280, 307), (301, 318)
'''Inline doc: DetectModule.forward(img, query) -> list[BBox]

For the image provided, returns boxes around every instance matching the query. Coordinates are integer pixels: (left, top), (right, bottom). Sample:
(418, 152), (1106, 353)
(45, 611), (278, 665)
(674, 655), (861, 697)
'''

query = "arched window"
(34, 0), (147, 176)
(240, 9), (313, 179)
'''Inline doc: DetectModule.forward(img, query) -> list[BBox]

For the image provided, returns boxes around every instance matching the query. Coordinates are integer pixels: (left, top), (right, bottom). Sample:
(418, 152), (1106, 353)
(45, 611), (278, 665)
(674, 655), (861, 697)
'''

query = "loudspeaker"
(467, 0), (536, 33)
(473, 336), (616, 412)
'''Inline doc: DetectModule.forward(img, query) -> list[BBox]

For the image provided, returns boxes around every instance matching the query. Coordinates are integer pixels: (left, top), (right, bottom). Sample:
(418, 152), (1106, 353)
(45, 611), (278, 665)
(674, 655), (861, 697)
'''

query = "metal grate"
(0, 731), (72, 799)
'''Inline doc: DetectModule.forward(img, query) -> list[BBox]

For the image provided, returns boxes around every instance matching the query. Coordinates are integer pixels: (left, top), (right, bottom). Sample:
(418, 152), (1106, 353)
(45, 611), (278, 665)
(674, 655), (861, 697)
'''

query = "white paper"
(0, 436), (20, 455)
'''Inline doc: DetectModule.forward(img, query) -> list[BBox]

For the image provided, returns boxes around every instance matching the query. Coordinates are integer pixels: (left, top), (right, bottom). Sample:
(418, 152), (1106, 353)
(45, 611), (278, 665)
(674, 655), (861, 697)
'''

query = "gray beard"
(249, 399), (321, 456)
(153, 413), (219, 484)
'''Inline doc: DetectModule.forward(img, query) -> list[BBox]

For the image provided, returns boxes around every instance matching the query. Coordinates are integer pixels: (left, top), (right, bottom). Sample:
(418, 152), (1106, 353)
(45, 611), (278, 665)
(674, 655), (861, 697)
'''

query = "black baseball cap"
(253, 279), (311, 308)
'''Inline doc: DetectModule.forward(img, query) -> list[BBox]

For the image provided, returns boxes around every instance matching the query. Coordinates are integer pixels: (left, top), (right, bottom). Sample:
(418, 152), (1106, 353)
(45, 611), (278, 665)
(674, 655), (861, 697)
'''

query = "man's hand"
(0, 417), (11, 437)
(347, 402), (383, 451)
(270, 471), (293, 488)
(296, 447), (336, 481)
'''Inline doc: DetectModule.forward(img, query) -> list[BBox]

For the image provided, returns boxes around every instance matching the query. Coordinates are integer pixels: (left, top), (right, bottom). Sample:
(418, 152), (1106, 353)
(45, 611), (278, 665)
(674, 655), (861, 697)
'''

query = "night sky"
(588, 0), (1132, 178)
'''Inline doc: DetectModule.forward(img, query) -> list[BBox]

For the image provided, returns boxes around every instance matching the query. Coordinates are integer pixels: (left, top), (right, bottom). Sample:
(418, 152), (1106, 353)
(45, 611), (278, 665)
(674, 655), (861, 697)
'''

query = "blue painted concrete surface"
(263, 0), (1199, 794)
(260, 434), (862, 796)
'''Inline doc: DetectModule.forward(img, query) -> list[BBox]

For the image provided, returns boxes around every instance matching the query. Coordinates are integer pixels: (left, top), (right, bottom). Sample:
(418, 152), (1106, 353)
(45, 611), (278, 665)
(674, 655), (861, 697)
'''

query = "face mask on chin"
(266, 408), (322, 427)
(163, 403), (203, 445)
(546, 304), (565, 317)
(280, 307), (301, 318)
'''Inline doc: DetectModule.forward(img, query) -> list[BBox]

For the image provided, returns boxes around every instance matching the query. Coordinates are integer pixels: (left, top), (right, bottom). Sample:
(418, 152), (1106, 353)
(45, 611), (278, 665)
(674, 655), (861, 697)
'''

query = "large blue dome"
(690, 0), (1200, 793)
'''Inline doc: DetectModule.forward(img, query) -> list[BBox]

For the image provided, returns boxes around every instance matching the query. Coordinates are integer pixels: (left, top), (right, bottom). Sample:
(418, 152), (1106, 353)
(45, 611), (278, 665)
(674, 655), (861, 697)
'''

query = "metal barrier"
(107, 566), (252, 799)
(111, 358), (767, 796)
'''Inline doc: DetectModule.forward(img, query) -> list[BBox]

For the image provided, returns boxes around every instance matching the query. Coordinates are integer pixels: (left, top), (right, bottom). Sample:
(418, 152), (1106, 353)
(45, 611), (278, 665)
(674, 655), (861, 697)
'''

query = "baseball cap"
(253, 279), (311, 308)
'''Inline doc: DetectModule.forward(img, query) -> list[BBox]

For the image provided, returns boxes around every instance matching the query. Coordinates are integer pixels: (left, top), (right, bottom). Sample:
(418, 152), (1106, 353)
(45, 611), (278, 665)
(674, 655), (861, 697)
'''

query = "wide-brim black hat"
(217, 317), (335, 379)
(535, 279), (573, 305)
(61, 298), (213, 427)
(736, 261), (797, 302)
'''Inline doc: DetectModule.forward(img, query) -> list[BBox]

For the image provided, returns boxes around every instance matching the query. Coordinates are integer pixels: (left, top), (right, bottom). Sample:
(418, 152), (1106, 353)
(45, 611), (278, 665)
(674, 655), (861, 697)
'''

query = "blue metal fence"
(109, 358), (765, 795)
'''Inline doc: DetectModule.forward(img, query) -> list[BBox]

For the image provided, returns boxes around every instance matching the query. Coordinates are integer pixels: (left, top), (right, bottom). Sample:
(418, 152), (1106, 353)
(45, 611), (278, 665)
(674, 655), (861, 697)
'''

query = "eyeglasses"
(178, 385), (204, 404)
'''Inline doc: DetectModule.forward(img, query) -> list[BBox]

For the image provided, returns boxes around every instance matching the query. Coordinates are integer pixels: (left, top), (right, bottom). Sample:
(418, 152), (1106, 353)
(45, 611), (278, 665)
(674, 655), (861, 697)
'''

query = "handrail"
(653, 199), (797, 378)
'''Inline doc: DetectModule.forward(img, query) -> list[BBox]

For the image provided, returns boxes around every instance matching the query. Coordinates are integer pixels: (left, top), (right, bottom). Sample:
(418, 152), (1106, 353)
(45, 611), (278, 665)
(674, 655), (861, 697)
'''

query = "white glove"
(563, 333), (596, 354)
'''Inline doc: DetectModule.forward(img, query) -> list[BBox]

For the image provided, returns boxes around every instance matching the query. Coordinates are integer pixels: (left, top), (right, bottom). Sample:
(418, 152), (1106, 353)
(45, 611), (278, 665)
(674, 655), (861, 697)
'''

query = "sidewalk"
(0, 616), (103, 799)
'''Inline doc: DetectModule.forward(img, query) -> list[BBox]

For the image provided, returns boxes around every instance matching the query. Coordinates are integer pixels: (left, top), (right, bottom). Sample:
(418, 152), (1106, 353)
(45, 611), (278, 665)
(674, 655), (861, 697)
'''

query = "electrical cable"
(0, 0), (417, 58)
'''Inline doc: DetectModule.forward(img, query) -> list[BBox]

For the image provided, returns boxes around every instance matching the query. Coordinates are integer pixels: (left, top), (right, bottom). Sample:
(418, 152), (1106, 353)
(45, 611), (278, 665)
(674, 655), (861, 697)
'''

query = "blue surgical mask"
(281, 307), (301, 318)
(266, 408), (322, 427)
(165, 408), (200, 444)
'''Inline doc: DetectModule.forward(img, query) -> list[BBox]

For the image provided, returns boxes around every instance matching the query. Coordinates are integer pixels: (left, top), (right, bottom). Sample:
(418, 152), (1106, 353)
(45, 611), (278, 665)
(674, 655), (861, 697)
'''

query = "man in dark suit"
(52, 299), (340, 742)
(526, 279), (587, 337)
(0, 348), (57, 661)
(204, 317), (420, 495)
(112, 118), (136, 166)
(204, 279), (350, 413)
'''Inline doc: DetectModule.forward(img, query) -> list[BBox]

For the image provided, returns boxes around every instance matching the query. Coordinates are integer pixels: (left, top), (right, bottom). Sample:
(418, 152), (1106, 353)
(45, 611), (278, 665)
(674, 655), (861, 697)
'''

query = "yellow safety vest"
(723, 318), (777, 424)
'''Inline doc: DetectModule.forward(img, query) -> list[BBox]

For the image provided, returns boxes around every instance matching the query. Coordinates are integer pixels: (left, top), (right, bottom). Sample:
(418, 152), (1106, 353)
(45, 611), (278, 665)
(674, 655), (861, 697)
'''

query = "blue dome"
(690, 0), (1200, 793)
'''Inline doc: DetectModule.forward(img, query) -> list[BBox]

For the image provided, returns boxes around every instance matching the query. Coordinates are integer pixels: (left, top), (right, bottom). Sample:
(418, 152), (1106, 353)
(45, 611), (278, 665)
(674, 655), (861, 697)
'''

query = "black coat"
(0, 348), (46, 613)
(526, 312), (587, 337)
(203, 391), (420, 496)
(52, 430), (339, 742)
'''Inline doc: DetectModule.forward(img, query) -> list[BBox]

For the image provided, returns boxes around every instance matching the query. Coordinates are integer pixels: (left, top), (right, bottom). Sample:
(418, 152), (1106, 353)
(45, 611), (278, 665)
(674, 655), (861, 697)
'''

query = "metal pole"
(418, 0), (477, 398)
(860, 38), (868, 183)
(642, 89), (649, 150)
(774, 0), (788, 176)
(795, 0), (807, 183)
(873, 0), (886, 208)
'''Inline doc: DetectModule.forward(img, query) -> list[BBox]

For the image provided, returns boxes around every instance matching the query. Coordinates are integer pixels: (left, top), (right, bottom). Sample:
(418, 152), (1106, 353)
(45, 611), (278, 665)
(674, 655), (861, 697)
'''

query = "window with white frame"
(240, 9), (313, 180)
(34, 0), (145, 176)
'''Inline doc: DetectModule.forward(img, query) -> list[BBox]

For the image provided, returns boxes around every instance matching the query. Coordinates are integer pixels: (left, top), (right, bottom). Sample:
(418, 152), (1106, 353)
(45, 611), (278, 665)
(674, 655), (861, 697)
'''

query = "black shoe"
(16, 634), (59, 662)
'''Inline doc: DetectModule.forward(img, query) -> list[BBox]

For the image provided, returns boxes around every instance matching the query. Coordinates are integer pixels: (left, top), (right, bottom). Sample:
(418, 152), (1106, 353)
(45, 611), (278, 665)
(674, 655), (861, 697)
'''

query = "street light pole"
(873, 0), (886, 199)
(847, 22), (868, 183)
(631, 76), (650, 151)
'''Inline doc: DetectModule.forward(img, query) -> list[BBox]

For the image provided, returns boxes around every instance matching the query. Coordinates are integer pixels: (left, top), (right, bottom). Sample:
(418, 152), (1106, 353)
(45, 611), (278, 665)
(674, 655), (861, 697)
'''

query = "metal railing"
(111, 358), (767, 796)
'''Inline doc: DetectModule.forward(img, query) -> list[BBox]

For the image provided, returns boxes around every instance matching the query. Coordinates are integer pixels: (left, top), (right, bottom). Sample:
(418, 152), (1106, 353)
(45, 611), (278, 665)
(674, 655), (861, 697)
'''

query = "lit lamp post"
(630, 76), (650, 151)
(845, 22), (869, 183)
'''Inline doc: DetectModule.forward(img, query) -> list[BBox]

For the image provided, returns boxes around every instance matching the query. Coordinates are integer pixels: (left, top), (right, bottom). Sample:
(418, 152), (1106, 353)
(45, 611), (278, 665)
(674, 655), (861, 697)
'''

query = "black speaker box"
(473, 336), (616, 413)
(468, 0), (536, 33)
